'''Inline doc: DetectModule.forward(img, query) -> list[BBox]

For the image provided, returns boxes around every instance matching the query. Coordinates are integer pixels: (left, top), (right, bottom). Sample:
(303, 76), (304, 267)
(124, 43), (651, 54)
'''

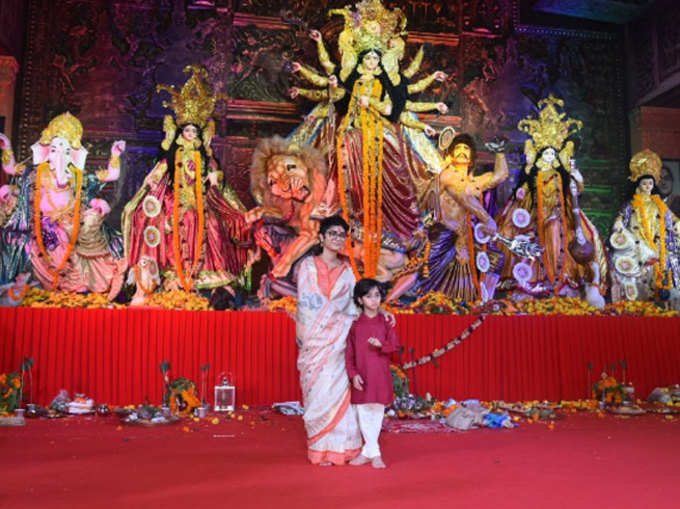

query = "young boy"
(346, 278), (401, 468)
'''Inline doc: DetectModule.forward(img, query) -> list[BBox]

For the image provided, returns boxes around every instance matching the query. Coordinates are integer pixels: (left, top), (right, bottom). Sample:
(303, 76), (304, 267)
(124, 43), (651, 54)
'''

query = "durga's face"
(182, 124), (199, 142)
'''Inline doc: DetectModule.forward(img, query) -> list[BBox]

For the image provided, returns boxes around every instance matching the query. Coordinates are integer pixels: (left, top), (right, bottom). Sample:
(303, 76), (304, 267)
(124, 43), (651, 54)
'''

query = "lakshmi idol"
(0, 113), (126, 297)
(122, 65), (250, 293)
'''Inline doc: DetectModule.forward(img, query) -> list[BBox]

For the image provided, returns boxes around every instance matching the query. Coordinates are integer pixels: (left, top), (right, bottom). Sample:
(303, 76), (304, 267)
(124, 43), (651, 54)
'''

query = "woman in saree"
(295, 215), (362, 465)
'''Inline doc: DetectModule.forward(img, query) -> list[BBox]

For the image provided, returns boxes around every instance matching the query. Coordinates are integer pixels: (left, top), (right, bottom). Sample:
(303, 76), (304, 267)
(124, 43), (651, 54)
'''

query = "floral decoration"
(0, 372), (22, 415)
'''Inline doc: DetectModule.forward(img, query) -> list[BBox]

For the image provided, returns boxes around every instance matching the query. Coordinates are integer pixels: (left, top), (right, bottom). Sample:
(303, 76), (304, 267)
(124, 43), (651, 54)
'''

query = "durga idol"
(287, 0), (450, 280)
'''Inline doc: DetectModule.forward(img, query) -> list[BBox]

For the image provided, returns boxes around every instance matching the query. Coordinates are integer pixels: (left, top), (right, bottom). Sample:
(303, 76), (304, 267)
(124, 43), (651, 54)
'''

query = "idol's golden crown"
(330, 0), (407, 55)
(629, 149), (662, 183)
(156, 65), (228, 128)
(39, 112), (83, 149)
(518, 95), (582, 151)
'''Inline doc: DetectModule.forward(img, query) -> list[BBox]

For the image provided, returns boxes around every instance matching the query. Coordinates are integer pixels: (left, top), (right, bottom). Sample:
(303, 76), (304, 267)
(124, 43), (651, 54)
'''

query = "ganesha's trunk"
(53, 156), (71, 187)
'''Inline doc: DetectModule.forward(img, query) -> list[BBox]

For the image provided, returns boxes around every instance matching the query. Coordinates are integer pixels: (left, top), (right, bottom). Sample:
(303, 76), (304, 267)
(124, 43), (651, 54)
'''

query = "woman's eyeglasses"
(324, 230), (348, 239)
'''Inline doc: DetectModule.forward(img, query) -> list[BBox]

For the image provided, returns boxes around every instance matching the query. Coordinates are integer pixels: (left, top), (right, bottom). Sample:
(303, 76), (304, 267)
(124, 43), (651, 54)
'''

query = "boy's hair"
(353, 278), (387, 308)
(319, 215), (350, 235)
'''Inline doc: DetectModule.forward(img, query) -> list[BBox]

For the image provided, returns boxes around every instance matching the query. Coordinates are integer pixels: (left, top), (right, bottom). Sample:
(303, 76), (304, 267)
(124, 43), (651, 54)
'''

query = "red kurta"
(345, 314), (401, 405)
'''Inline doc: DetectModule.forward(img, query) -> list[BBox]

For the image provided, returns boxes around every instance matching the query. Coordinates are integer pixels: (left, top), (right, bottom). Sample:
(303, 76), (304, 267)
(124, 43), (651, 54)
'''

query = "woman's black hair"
(353, 277), (387, 308)
(319, 214), (350, 235)
(335, 49), (406, 123)
(159, 123), (211, 187)
(512, 146), (571, 209)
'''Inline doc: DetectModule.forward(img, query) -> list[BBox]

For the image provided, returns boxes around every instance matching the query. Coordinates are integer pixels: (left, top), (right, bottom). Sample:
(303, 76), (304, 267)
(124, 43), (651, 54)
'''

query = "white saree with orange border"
(296, 255), (362, 465)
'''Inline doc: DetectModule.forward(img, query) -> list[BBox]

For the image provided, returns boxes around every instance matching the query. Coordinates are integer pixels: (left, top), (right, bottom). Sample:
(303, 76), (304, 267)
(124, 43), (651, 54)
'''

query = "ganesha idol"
(0, 112), (127, 296)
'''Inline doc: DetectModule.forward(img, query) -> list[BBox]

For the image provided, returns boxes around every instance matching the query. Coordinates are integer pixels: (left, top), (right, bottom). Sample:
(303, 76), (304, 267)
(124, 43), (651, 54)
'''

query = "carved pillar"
(0, 55), (19, 139)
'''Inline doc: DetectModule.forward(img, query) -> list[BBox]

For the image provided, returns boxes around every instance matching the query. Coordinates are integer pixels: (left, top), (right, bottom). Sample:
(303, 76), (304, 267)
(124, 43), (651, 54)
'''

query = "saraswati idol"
(495, 96), (608, 308)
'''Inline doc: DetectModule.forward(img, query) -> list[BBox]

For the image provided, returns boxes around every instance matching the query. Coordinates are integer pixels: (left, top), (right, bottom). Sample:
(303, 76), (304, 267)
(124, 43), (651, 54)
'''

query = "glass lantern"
(214, 374), (235, 412)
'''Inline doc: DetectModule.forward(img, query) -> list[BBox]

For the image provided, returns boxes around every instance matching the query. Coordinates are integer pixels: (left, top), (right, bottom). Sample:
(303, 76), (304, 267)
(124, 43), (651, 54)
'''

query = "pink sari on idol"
(296, 255), (362, 465)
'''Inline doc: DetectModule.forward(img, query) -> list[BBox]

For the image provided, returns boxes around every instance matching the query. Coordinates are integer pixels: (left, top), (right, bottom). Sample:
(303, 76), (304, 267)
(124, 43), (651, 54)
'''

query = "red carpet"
(2, 411), (679, 508)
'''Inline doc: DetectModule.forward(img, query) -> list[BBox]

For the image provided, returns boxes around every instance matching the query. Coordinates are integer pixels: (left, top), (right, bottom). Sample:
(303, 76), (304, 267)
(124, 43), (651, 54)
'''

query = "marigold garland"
(383, 292), (469, 315)
(146, 290), (210, 311)
(34, 162), (82, 289)
(172, 148), (205, 292)
(421, 240), (431, 279)
(368, 90), (377, 275)
(267, 296), (298, 313)
(400, 316), (486, 370)
(20, 288), (125, 309)
(336, 78), (385, 279)
(375, 100), (385, 278)
(633, 194), (671, 291)
(336, 89), (361, 279)
(360, 82), (372, 274)
(358, 79), (384, 278)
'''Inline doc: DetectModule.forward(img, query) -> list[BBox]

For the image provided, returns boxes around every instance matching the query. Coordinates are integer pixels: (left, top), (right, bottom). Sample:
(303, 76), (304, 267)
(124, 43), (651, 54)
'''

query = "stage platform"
(2, 308), (679, 406)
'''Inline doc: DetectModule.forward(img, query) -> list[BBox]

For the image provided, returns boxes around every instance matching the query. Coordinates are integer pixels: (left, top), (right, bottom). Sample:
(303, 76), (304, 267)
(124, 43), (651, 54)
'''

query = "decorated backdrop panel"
(15, 0), (627, 234)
